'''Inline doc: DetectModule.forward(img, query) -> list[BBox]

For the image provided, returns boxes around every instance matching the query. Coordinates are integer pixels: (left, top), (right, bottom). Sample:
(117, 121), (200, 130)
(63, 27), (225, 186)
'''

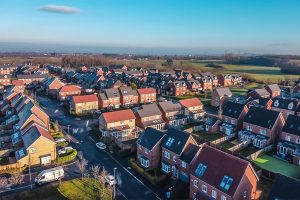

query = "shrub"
(57, 149), (78, 164)
(56, 142), (69, 148)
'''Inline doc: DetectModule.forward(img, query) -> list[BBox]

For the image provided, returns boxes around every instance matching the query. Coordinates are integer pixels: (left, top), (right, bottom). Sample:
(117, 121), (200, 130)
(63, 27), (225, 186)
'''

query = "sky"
(0, 0), (300, 54)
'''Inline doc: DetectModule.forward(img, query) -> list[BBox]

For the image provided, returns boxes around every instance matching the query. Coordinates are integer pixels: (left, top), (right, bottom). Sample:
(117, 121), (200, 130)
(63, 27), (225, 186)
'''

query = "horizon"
(1, 0), (300, 55)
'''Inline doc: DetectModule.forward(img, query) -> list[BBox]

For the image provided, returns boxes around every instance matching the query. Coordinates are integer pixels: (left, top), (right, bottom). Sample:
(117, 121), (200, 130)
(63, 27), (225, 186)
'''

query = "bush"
(57, 149), (78, 164)
(56, 142), (69, 148)
(51, 131), (64, 139)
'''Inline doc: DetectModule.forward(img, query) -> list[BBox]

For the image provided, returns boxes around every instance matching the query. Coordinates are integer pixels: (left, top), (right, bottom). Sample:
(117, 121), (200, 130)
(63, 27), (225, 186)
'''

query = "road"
(36, 95), (161, 200)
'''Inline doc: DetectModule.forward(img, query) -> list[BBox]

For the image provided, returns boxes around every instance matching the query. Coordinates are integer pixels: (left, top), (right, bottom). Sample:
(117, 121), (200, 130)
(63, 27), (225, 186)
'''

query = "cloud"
(39, 5), (81, 14)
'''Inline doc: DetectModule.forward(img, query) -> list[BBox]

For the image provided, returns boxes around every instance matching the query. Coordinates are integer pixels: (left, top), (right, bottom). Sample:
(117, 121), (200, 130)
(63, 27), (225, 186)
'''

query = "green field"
(254, 154), (300, 178)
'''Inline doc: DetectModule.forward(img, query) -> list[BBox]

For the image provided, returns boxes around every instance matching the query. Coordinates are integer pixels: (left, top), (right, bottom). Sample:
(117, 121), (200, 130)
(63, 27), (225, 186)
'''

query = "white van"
(35, 166), (64, 185)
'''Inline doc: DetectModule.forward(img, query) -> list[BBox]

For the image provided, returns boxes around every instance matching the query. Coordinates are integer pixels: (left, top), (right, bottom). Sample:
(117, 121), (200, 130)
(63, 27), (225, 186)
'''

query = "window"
(202, 184), (207, 193)
(193, 180), (198, 188)
(221, 195), (227, 200)
(173, 156), (177, 162)
(140, 158), (149, 168)
(181, 161), (187, 168)
(138, 144), (142, 150)
(162, 163), (171, 173)
(286, 135), (291, 141)
(166, 137), (174, 147)
(30, 147), (36, 154)
(247, 125), (252, 131)
(164, 151), (170, 159)
(296, 138), (300, 144)
(212, 190), (217, 199)
(259, 129), (266, 135)
(195, 163), (207, 177)
(220, 176), (234, 191)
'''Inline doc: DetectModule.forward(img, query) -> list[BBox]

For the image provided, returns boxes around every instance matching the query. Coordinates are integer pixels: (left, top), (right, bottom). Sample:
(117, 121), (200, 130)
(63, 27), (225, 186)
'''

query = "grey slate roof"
(161, 129), (191, 155)
(272, 97), (300, 111)
(179, 143), (200, 164)
(282, 115), (300, 136)
(158, 101), (182, 113)
(243, 107), (280, 129)
(137, 128), (165, 150)
(136, 104), (162, 118)
(222, 101), (246, 119)
(214, 87), (232, 97)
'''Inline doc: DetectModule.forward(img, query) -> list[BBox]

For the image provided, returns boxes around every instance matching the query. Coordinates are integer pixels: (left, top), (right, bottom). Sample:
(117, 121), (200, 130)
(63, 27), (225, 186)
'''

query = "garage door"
(40, 155), (51, 165)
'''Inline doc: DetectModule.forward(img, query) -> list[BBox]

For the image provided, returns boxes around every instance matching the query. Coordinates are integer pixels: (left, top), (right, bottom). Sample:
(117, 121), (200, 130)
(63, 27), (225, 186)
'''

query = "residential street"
(35, 95), (162, 200)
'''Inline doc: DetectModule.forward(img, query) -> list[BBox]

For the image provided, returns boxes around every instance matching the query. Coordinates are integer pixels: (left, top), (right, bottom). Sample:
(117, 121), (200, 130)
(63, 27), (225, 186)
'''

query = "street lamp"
(27, 149), (33, 189)
(113, 167), (117, 199)
(67, 125), (71, 143)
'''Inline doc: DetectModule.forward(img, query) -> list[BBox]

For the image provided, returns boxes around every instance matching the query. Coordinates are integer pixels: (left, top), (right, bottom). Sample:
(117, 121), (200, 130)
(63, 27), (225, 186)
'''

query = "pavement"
(34, 95), (162, 200)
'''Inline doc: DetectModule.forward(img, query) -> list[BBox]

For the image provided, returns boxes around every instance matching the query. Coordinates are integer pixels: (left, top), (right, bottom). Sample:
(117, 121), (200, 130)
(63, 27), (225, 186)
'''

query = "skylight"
(166, 137), (174, 147)
(220, 176), (234, 191)
(195, 163), (207, 177)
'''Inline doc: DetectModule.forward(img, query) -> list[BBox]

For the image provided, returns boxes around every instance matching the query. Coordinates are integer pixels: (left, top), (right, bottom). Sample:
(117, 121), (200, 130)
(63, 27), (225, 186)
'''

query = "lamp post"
(113, 167), (117, 199)
(28, 149), (32, 189)
(67, 125), (71, 143)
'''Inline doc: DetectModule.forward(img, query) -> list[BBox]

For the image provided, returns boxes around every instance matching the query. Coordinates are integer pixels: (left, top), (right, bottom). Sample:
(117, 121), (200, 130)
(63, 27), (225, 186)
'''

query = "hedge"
(57, 149), (78, 164)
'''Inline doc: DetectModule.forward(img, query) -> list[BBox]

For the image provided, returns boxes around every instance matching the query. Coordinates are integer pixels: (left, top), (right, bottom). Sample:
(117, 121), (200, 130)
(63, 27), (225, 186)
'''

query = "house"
(57, 85), (81, 101)
(137, 88), (157, 104)
(247, 88), (270, 99)
(15, 124), (56, 166)
(158, 101), (187, 127)
(0, 65), (17, 75)
(135, 103), (165, 130)
(190, 145), (260, 200)
(99, 88), (121, 109)
(277, 115), (300, 165)
(119, 86), (139, 107)
(16, 74), (48, 85)
(99, 109), (137, 150)
(218, 74), (232, 86)
(265, 84), (281, 98)
(43, 77), (65, 96)
(220, 101), (249, 136)
(136, 128), (165, 169)
(186, 79), (202, 93)
(211, 87), (233, 108)
(0, 75), (12, 87)
(11, 80), (26, 92)
(271, 97), (300, 119)
(161, 129), (197, 178)
(179, 98), (205, 121)
(204, 117), (220, 133)
(165, 81), (187, 97)
(70, 94), (99, 114)
(200, 72), (218, 87)
(199, 77), (213, 91)
(231, 74), (242, 85)
(177, 143), (201, 182)
(267, 174), (300, 200)
(238, 107), (284, 148)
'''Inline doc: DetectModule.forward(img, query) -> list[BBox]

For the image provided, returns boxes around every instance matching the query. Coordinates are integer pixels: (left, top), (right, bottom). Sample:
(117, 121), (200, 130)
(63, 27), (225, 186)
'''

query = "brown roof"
(72, 94), (98, 104)
(214, 87), (232, 97)
(136, 103), (162, 118)
(179, 98), (203, 108)
(102, 109), (135, 123)
(191, 145), (254, 197)
(59, 85), (81, 93)
(137, 88), (156, 95)
(12, 80), (25, 86)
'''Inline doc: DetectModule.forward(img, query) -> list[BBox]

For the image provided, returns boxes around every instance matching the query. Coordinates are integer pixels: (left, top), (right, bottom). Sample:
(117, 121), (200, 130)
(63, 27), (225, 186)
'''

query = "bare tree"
(77, 158), (88, 180)
(98, 167), (109, 199)
(0, 176), (8, 190)
(91, 165), (100, 184)
(8, 171), (24, 185)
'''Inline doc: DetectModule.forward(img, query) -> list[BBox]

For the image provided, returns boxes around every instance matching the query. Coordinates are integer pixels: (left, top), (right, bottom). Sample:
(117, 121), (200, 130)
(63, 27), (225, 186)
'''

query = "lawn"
(181, 61), (299, 83)
(194, 131), (223, 142)
(238, 146), (260, 158)
(254, 154), (300, 178)
(3, 178), (112, 200)
(217, 141), (236, 149)
(230, 82), (262, 96)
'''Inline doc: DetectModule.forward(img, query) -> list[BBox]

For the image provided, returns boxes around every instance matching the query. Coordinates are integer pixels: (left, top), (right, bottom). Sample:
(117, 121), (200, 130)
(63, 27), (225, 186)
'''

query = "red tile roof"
(35, 124), (55, 142)
(179, 98), (203, 108)
(137, 88), (156, 95)
(102, 109), (135, 123)
(72, 94), (98, 104)
(12, 80), (25, 86)
(191, 145), (254, 197)
(59, 85), (81, 93)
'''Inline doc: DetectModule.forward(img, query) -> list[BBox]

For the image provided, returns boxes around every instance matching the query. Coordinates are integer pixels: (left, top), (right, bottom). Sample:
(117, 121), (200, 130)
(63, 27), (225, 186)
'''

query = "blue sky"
(0, 0), (300, 54)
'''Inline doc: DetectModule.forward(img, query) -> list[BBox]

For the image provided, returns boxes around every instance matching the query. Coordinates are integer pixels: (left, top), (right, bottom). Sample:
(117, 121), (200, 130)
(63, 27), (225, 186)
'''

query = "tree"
(8, 171), (24, 185)
(99, 167), (109, 199)
(130, 82), (137, 90)
(53, 120), (60, 132)
(91, 165), (101, 184)
(0, 176), (8, 190)
(77, 158), (88, 180)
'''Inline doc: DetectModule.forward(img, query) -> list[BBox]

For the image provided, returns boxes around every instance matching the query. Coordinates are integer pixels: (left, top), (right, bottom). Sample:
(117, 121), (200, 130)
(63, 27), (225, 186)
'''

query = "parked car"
(96, 142), (106, 150)
(58, 146), (73, 155)
(55, 138), (67, 143)
(105, 175), (116, 186)
(35, 166), (64, 185)
(95, 110), (102, 114)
